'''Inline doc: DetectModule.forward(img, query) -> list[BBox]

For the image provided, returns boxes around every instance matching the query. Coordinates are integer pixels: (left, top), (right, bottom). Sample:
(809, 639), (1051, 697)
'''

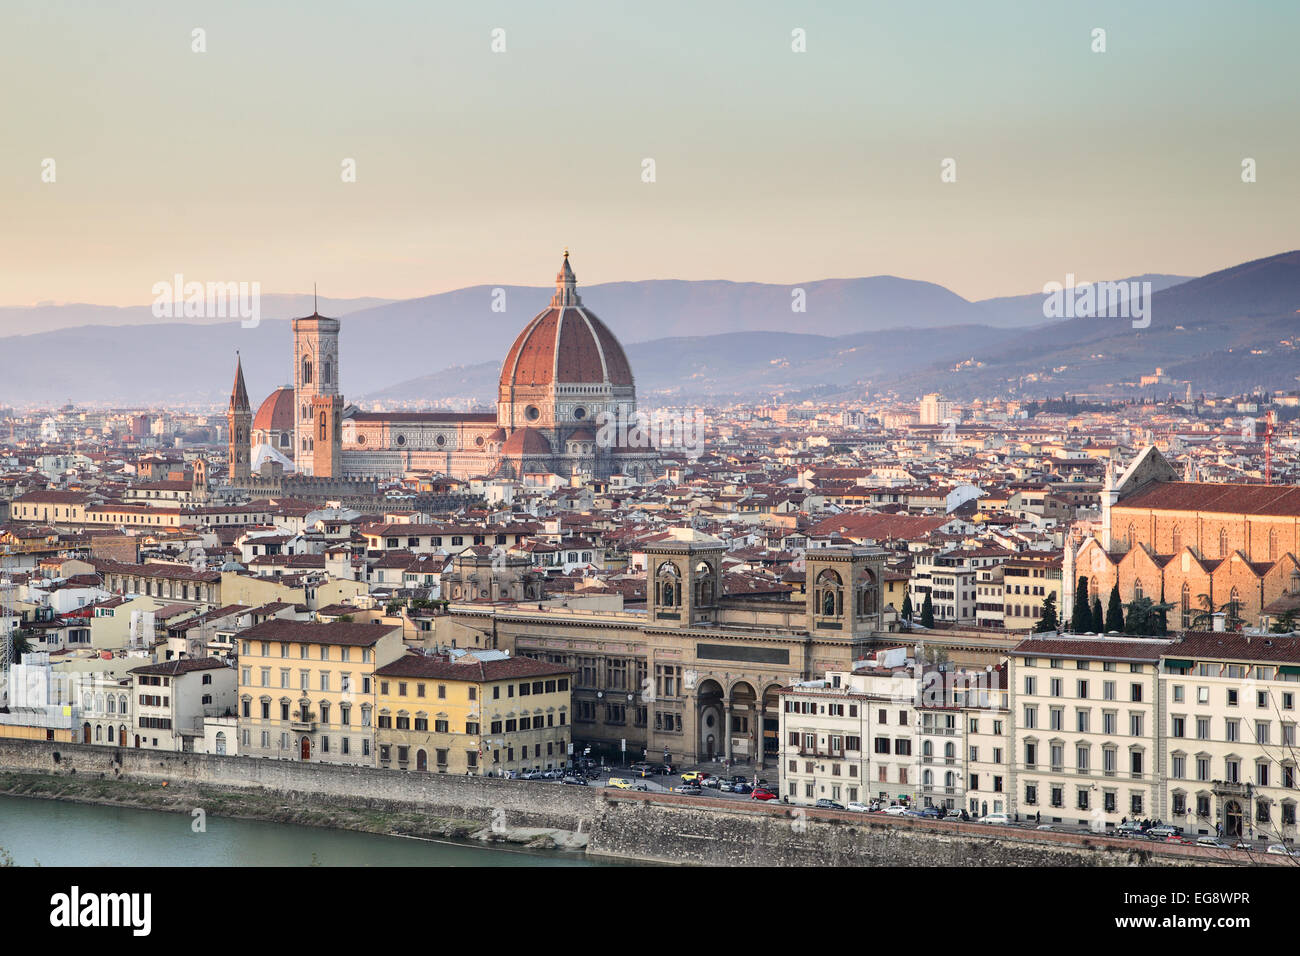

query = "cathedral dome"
(499, 254), (634, 390)
(501, 427), (552, 457)
(253, 386), (295, 433)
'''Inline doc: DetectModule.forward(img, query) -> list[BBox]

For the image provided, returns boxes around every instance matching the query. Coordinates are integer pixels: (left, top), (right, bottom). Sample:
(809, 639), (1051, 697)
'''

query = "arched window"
(694, 561), (715, 606)
(323, 361), (332, 385)
(1126, 523), (1136, 549)
(1171, 525), (1182, 553)
(856, 569), (878, 616)
(1219, 528), (1229, 557)
(923, 740), (933, 757)
(1269, 528), (1278, 562)
(1180, 583), (1191, 630)
(1133, 579), (1144, 602)
(944, 741), (955, 759)
(656, 562), (681, 608)
(319, 412), (327, 441)
(302, 357), (312, 385)
(816, 568), (844, 618)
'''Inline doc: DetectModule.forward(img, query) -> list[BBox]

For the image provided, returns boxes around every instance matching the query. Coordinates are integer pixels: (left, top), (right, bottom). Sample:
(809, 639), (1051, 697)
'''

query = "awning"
(1164, 659), (1194, 670)
(1280, 665), (1300, 676)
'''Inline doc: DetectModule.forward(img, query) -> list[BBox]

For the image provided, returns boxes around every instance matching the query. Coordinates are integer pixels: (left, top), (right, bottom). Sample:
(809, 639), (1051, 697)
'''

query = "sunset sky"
(2, 0), (1296, 307)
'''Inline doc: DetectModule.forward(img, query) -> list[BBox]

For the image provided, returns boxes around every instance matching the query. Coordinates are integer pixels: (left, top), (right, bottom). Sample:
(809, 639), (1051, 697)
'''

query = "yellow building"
(373, 653), (573, 775)
(236, 619), (405, 764)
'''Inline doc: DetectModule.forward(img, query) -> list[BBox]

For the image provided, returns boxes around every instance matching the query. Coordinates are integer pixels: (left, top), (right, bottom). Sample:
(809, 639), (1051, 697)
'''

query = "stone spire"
(230, 352), (250, 412)
(551, 249), (581, 307)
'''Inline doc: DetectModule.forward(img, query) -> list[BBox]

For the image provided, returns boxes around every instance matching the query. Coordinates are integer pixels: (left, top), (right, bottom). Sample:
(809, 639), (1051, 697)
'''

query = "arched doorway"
(134, 735), (140, 748)
(761, 684), (784, 766)
(300, 736), (311, 761)
(729, 681), (758, 765)
(83, 723), (91, 744)
(119, 726), (126, 747)
(214, 732), (226, 756)
(697, 679), (724, 761)
(1224, 800), (1243, 837)
(416, 749), (427, 772)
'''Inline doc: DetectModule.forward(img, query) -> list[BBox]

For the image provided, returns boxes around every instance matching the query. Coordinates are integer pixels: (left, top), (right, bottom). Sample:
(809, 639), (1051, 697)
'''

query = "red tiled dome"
(499, 255), (634, 390)
(501, 427), (552, 456)
(253, 386), (295, 432)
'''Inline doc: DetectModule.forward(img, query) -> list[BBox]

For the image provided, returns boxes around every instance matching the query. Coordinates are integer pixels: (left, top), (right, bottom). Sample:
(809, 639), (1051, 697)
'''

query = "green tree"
(1105, 583), (1124, 633)
(1071, 577), (1091, 633)
(1034, 593), (1058, 632)
(920, 591), (935, 628)
(1269, 608), (1300, 633)
(9, 633), (31, 661)
(1091, 596), (1104, 633)
(900, 592), (914, 622)
(1123, 597), (1171, 636)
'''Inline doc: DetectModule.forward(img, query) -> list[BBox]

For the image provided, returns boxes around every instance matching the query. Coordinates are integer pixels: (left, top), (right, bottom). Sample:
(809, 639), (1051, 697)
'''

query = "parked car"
(1146, 825), (1181, 840)
(1035, 824), (1057, 831)
(918, 807), (942, 819)
(732, 782), (752, 794)
(681, 771), (709, 784)
(978, 812), (1012, 825)
(606, 778), (634, 790)
(678, 784), (703, 795)
(1195, 836), (1231, 849)
(846, 801), (871, 813)
(944, 810), (963, 820)
(703, 776), (722, 789)
(730, 775), (748, 785)
(1266, 843), (1296, 856)
(719, 781), (735, 792)
(883, 805), (909, 816)
(1116, 821), (1143, 835)
(815, 799), (845, 811)
(750, 788), (777, 801)
(561, 775), (588, 786)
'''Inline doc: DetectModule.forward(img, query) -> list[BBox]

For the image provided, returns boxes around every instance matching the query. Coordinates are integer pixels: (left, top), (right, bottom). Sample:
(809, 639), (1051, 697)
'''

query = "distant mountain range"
(3, 252), (1297, 407)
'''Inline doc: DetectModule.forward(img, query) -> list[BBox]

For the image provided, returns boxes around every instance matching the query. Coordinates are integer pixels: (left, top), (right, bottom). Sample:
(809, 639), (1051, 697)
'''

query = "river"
(0, 795), (603, 867)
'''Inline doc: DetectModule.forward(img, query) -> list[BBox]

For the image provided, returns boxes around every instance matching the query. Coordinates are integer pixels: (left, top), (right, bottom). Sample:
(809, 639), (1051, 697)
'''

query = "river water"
(0, 795), (602, 867)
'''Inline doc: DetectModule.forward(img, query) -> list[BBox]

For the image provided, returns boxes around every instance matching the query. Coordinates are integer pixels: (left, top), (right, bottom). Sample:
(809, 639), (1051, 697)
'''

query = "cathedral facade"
(230, 254), (659, 484)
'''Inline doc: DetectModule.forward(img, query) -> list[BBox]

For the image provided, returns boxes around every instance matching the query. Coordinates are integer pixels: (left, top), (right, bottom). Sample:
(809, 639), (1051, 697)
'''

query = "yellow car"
(607, 778), (633, 790)
(680, 771), (707, 784)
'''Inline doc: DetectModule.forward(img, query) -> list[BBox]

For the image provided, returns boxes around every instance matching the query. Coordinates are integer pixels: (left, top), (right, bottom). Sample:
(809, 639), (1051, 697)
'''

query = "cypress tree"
(901, 592), (914, 621)
(1035, 593), (1058, 632)
(1091, 596), (1104, 633)
(921, 591), (935, 628)
(1071, 577), (1091, 633)
(1105, 583), (1125, 633)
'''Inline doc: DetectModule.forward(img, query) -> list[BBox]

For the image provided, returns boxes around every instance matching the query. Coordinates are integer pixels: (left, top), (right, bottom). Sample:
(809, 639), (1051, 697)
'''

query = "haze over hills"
(0, 295), (394, 339)
(4, 252), (1297, 407)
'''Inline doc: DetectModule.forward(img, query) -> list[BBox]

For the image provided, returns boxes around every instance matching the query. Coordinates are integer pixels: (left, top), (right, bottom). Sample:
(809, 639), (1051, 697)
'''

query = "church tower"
(228, 353), (252, 485)
(293, 305), (341, 476)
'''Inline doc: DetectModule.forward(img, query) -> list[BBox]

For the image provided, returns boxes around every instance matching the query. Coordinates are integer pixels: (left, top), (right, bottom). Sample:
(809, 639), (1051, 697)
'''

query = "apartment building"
(778, 675), (872, 806)
(1008, 636), (1168, 829)
(373, 653), (573, 775)
(1002, 554), (1062, 631)
(236, 619), (405, 764)
(962, 667), (1011, 818)
(1160, 632), (1300, 842)
(128, 657), (236, 751)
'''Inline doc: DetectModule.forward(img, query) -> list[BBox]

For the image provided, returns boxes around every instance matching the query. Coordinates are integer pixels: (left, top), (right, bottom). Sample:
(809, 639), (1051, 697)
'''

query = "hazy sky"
(2, 0), (1297, 307)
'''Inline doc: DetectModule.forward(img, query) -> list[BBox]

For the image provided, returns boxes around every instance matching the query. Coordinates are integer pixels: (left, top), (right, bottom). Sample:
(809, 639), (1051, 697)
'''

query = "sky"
(1, 0), (1297, 307)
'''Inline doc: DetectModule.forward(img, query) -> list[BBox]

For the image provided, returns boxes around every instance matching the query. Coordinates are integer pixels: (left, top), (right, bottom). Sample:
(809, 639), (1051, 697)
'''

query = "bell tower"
(645, 532), (725, 626)
(293, 303), (341, 476)
(804, 547), (885, 640)
(227, 353), (251, 485)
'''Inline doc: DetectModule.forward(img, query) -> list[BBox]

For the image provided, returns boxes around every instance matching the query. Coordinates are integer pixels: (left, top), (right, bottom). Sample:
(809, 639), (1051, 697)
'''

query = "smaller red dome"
(502, 428), (552, 457)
